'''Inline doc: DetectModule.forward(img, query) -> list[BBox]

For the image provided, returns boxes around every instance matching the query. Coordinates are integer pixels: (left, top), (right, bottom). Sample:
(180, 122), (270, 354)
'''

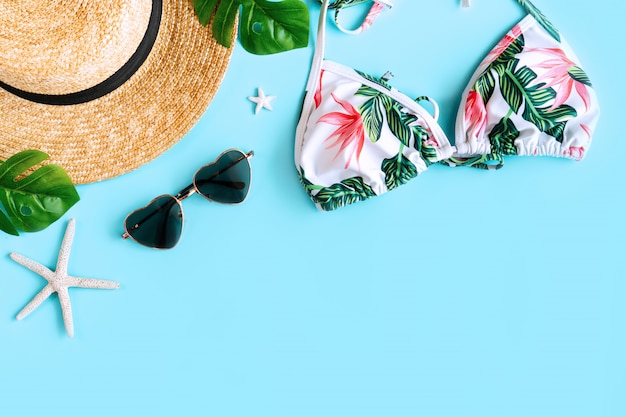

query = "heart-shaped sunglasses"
(122, 149), (253, 249)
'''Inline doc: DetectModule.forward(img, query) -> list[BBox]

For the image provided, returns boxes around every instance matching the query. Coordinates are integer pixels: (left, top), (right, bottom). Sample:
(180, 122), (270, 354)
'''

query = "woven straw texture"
(0, 0), (235, 184)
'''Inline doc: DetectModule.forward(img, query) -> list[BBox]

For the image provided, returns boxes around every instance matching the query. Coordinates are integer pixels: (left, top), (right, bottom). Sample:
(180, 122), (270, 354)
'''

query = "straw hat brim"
(0, 1), (235, 184)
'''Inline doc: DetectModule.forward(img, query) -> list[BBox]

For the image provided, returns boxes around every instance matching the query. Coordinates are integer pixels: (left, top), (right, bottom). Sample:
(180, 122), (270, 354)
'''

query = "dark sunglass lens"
(124, 195), (183, 249)
(194, 150), (251, 204)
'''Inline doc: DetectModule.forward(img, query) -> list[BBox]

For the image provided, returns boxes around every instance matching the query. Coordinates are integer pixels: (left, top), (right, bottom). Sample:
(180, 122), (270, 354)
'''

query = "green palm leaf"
(492, 34), (525, 67)
(500, 70), (525, 113)
(359, 95), (385, 143)
(194, 0), (309, 55)
(0, 150), (79, 235)
(382, 151), (418, 191)
(489, 117), (520, 156)
(386, 103), (412, 147)
(568, 66), (592, 87)
(545, 121), (567, 143)
(540, 104), (578, 123)
(355, 70), (392, 90)
(312, 177), (376, 211)
(475, 70), (496, 104)
(356, 85), (382, 98)
(497, 63), (578, 135)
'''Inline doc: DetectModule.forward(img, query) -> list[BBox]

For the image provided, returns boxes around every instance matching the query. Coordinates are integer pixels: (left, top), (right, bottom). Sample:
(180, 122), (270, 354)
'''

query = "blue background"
(1, 1), (624, 415)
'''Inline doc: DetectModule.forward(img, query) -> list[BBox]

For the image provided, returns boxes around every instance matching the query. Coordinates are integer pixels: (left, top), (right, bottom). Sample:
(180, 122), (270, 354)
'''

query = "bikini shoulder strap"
(320, 0), (392, 35)
(461, 0), (560, 42)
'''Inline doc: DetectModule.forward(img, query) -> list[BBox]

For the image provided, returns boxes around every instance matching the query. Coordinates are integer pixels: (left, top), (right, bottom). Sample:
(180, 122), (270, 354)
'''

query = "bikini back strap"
(461, 0), (561, 42)
(514, 0), (560, 41)
(320, 0), (392, 35)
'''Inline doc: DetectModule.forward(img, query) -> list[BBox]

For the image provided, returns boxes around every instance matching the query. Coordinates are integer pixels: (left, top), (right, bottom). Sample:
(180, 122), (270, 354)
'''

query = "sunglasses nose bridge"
(174, 183), (198, 201)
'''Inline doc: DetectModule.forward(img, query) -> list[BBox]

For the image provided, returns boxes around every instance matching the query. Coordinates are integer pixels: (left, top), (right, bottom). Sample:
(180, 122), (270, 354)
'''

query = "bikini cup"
(295, 0), (454, 211)
(449, 0), (600, 169)
(295, 0), (600, 211)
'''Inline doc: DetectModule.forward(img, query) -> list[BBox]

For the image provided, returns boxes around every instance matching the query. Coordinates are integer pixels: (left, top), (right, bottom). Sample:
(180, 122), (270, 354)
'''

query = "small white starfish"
(248, 87), (276, 114)
(10, 218), (119, 338)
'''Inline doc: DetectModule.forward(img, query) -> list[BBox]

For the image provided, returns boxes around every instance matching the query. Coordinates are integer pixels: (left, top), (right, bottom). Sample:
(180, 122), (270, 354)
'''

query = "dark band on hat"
(0, 0), (162, 106)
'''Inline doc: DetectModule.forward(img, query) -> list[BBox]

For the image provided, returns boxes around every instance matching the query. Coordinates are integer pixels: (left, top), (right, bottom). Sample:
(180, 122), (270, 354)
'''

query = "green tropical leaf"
(194, 0), (309, 55)
(359, 95), (385, 143)
(0, 209), (18, 235)
(514, 65), (538, 86)
(568, 66), (592, 87)
(420, 142), (438, 165)
(298, 168), (319, 194)
(500, 70), (525, 113)
(400, 112), (422, 149)
(492, 34), (525, 67)
(525, 84), (556, 108)
(0, 150), (80, 235)
(489, 117), (519, 156)
(312, 177), (376, 211)
(475, 70), (496, 104)
(356, 85), (382, 98)
(495, 62), (578, 135)
(386, 103), (412, 147)
(545, 121), (567, 143)
(193, 0), (219, 25)
(211, 0), (239, 50)
(355, 70), (392, 90)
(541, 104), (578, 123)
(382, 151), (418, 191)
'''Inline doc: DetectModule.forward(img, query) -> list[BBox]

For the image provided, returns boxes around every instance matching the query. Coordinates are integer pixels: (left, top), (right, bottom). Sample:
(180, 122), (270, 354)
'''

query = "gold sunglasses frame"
(122, 148), (254, 249)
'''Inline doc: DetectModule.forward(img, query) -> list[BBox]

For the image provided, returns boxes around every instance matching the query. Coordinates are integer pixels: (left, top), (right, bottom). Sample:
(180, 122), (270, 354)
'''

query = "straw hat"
(0, 0), (235, 184)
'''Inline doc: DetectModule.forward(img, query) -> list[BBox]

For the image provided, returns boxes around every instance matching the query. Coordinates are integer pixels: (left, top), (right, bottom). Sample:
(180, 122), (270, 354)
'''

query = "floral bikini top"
(295, 0), (600, 211)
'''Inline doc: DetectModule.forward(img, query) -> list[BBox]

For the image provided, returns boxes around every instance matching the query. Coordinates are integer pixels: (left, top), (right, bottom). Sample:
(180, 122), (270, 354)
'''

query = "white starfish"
(248, 87), (276, 114)
(10, 219), (119, 338)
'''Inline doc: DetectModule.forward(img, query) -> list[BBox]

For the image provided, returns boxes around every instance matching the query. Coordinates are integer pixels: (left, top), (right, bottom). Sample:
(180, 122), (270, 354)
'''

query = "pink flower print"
(581, 123), (592, 139)
(314, 70), (325, 109)
(563, 146), (585, 161)
(425, 137), (439, 148)
(317, 93), (366, 169)
(481, 24), (523, 67)
(407, 113), (437, 147)
(530, 48), (591, 111)
(464, 90), (488, 142)
(361, 2), (385, 32)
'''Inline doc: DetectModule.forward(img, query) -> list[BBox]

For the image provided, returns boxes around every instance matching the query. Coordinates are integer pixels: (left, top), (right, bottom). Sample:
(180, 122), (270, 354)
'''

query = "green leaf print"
(357, 88), (412, 146)
(496, 63), (578, 136)
(401, 113), (421, 148)
(399, 112), (438, 165)
(489, 116), (519, 156)
(382, 151), (418, 191)
(475, 70), (496, 104)
(492, 33), (525, 67)
(356, 84), (381, 98)
(359, 94), (385, 142)
(568, 66), (592, 87)
(545, 121), (567, 143)
(385, 103), (412, 147)
(298, 168), (319, 194)
(311, 177), (376, 211)
(355, 70), (392, 90)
